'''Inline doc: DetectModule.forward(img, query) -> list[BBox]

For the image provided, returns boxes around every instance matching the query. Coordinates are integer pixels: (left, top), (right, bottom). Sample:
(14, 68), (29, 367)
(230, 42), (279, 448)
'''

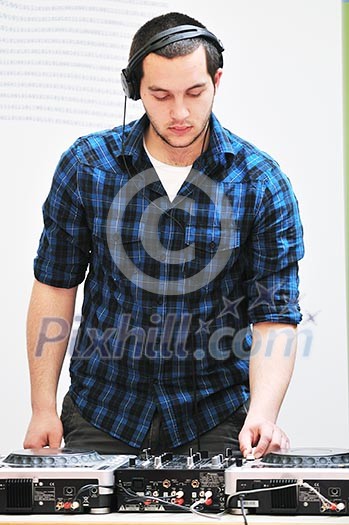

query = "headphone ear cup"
(121, 69), (130, 98)
(131, 78), (140, 101)
(121, 68), (140, 101)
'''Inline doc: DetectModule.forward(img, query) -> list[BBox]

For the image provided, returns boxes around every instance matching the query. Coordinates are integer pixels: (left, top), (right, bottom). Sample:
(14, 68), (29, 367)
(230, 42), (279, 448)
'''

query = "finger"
(49, 439), (62, 449)
(23, 436), (48, 449)
(263, 426), (283, 456)
(280, 434), (290, 451)
(263, 427), (291, 457)
(238, 428), (253, 457)
(49, 432), (63, 449)
(253, 425), (273, 459)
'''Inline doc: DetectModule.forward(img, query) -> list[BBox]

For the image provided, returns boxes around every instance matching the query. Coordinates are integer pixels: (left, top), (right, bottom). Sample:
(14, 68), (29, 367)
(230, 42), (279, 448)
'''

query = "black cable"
(192, 330), (201, 452)
(70, 483), (99, 503)
(122, 95), (127, 150)
(239, 496), (249, 525)
(68, 483), (113, 510)
(190, 120), (210, 455)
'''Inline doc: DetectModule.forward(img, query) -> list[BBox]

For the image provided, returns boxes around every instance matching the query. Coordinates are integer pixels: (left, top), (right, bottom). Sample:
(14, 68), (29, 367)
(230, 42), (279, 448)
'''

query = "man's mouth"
(169, 126), (192, 135)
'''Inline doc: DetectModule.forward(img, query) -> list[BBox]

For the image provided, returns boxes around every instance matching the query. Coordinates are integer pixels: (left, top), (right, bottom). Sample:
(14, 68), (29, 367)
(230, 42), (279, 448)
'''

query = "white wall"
(171, 0), (347, 448)
(0, 0), (346, 453)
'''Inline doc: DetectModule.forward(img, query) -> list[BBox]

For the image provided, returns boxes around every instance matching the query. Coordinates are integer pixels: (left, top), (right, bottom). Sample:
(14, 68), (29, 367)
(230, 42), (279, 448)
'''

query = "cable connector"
(336, 502), (345, 512)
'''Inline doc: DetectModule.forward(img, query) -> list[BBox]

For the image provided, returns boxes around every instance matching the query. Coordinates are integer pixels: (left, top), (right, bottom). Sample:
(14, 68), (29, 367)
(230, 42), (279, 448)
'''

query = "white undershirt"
(143, 140), (192, 202)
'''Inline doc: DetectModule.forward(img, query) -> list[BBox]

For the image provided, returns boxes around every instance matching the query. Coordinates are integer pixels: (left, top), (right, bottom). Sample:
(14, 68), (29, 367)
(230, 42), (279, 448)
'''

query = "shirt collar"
(207, 113), (237, 159)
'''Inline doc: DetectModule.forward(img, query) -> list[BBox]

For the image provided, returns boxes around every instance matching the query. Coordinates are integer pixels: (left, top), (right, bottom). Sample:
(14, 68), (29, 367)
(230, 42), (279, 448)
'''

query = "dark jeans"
(61, 392), (248, 456)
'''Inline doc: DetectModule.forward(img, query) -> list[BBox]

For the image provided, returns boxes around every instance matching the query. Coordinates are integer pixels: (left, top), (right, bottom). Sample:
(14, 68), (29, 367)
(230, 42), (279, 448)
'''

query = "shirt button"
(209, 241), (216, 249)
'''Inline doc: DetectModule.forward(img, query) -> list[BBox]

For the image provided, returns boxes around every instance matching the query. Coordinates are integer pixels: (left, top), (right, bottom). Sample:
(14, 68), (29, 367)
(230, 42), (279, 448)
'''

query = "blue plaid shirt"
(34, 113), (304, 449)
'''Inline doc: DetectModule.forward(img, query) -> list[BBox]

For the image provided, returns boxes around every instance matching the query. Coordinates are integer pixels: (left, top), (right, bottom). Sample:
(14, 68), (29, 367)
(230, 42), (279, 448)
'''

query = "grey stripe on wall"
(0, 0), (168, 128)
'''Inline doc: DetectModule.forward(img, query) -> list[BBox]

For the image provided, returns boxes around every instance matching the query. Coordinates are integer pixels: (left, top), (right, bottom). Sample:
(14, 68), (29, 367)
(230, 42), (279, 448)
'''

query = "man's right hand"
(23, 412), (63, 449)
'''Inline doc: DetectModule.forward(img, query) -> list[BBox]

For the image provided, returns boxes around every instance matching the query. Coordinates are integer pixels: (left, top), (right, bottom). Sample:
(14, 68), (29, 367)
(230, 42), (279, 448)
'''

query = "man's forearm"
(27, 279), (78, 413)
(248, 322), (297, 421)
(239, 321), (298, 457)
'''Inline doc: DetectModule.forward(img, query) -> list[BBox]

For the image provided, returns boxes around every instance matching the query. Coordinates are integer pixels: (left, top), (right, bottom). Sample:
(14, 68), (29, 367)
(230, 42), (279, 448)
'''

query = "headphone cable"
(190, 120), (210, 454)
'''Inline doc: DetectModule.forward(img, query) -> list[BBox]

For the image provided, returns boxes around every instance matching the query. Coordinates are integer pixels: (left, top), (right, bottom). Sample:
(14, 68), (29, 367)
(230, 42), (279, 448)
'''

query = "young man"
(24, 12), (304, 458)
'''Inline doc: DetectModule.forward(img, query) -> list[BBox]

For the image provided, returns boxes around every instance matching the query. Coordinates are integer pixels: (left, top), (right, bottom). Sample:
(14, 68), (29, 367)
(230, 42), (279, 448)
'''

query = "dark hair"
(129, 12), (222, 88)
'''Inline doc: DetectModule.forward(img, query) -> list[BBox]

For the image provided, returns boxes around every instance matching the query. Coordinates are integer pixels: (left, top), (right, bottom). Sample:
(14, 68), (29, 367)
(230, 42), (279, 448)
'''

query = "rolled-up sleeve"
(245, 167), (304, 325)
(34, 144), (91, 288)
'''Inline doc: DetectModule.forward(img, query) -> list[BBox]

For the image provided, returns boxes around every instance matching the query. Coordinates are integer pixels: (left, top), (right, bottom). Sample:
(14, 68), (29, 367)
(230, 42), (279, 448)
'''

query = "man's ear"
(214, 68), (223, 92)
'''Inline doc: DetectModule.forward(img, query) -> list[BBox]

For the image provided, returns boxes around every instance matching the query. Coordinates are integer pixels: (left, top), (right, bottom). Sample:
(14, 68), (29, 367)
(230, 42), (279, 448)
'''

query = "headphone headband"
(121, 24), (224, 101)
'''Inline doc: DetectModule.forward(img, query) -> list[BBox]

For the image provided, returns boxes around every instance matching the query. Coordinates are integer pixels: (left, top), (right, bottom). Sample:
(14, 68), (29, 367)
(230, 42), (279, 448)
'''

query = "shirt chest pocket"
(181, 224), (241, 287)
(185, 224), (240, 255)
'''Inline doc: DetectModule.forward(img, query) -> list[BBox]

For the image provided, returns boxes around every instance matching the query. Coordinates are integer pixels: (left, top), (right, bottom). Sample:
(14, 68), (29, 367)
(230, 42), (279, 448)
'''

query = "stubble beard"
(146, 102), (213, 150)
(150, 118), (209, 149)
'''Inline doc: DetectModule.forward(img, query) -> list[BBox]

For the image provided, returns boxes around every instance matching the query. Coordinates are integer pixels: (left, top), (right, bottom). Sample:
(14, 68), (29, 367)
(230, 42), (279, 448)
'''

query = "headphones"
(121, 24), (224, 101)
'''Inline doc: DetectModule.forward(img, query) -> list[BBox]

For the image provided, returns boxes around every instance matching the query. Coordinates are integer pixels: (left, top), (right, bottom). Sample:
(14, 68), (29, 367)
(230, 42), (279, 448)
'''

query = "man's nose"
(170, 98), (190, 121)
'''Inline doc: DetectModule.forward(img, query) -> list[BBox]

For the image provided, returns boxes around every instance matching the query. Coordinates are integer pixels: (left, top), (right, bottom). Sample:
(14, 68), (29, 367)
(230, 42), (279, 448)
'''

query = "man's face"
(140, 45), (222, 151)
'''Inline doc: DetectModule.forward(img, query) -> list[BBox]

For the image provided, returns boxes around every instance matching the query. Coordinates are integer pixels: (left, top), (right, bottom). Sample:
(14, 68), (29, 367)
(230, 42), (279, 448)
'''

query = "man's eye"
(154, 94), (169, 101)
(188, 91), (202, 97)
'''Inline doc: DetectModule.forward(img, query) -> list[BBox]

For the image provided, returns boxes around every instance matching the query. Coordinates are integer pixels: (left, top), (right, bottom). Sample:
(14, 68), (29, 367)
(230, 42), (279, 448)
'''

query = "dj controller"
(225, 447), (349, 516)
(1, 447), (349, 517)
